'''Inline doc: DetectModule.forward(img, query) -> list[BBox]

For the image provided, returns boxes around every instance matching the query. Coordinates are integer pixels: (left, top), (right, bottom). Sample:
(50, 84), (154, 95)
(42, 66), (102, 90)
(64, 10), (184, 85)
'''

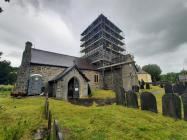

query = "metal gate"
(68, 77), (79, 99)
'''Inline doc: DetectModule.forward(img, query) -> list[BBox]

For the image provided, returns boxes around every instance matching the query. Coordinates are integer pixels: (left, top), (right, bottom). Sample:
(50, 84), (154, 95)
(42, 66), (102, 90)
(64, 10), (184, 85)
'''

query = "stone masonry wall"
(55, 68), (88, 100)
(30, 64), (65, 85)
(103, 68), (122, 90)
(14, 43), (32, 94)
(82, 70), (101, 89)
(122, 62), (139, 91)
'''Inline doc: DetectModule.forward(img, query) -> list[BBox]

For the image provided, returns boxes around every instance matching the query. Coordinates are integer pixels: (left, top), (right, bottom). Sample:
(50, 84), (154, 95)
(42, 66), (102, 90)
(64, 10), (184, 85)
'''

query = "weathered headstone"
(146, 83), (150, 89)
(164, 84), (173, 94)
(182, 86), (187, 94)
(114, 86), (126, 106)
(160, 83), (164, 88)
(140, 84), (144, 89)
(126, 90), (138, 108)
(140, 92), (157, 113)
(132, 85), (139, 92)
(182, 93), (187, 121)
(162, 93), (181, 119)
(173, 84), (185, 95)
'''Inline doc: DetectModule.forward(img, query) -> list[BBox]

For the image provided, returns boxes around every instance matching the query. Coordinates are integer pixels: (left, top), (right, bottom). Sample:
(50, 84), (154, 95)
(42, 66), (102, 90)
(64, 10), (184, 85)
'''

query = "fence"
(44, 95), (63, 140)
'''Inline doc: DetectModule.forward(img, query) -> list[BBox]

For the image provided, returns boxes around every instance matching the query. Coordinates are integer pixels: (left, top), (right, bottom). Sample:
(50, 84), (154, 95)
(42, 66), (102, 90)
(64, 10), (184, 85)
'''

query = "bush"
(0, 85), (13, 92)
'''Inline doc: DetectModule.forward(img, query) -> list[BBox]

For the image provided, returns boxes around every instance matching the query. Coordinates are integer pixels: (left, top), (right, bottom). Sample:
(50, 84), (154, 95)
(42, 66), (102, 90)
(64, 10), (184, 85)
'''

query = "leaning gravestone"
(164, 84), (173, 94)
(140, 92), (157, 113)
(162, 93), (181, 119)
(114, 86), (126, 106)
(126, 90), (138, 108)
(182, 93), (187, 121)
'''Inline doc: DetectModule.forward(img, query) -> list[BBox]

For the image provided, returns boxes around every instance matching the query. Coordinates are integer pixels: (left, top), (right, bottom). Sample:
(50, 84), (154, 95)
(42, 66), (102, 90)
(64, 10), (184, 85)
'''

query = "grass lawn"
(1, 86), (187, 140)
(0, 91), (46, 140)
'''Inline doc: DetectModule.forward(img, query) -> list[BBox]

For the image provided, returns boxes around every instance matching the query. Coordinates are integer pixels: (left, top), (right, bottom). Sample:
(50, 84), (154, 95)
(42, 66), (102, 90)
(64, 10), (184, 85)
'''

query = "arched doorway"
(68, 77), (79, 99)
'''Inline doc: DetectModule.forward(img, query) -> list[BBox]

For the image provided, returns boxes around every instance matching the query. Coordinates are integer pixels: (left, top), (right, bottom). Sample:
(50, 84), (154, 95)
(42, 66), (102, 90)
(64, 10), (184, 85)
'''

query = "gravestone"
(173, 84), (185, 95)
(164, 84), (173, 94)
(162, 93), (181, 119)
(146, 83), (150, 89)
(140, 92), (157, 113)
(182, 86), (187, 94)
(114, 86), (126, 106)
(160, 84), (164, 88)
(132, 85), (139, 92)
(126, 90), (138, 108)
(182, 93), (187, 121)
(140, 84), (144, 89)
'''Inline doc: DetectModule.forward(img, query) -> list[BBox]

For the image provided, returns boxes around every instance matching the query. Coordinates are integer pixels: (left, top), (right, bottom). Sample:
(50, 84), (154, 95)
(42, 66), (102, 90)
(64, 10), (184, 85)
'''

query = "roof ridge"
(32, 48), (79, 58)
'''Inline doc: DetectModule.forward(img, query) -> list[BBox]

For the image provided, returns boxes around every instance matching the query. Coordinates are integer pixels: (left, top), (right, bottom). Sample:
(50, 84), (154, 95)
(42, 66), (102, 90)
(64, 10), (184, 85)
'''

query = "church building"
(13, 14), (138, 100)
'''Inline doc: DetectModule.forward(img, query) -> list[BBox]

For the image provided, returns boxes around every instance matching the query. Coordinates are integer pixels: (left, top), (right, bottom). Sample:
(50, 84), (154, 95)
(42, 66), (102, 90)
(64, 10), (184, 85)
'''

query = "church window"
(94, 74), (99, 83)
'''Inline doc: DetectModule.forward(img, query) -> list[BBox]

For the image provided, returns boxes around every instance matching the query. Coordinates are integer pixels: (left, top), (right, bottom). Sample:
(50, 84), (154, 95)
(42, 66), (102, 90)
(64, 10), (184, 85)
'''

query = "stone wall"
(103, 68), (122, 90)
(82, 70), (101, 89)
(137, 73), (152, 83)
(55, 68), (88, 100)
(14, 42), (32, 94)
(122, 62), (139, 91)
(30, 65), (65, 85)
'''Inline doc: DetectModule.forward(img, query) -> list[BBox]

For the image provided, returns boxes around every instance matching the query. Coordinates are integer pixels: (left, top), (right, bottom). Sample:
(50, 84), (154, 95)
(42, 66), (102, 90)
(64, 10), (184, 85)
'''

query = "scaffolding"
(80, 14), (135, 89)
(80, 14), (130, 68)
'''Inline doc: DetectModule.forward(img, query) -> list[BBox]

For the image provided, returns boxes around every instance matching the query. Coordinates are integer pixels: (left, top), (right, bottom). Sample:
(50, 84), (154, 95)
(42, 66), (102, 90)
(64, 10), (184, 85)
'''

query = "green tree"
(0, 52), (18, 84)
(180, 69), (187, 75)
(0, 0), (10, 13)
(142, 64), (162, 82)
(160, 72), (179, 83)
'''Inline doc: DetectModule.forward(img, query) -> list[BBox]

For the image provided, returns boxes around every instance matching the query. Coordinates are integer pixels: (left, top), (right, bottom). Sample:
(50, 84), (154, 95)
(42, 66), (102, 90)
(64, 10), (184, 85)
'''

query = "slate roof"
(49, 64), (90, 82)
(30, 48), (96, 70)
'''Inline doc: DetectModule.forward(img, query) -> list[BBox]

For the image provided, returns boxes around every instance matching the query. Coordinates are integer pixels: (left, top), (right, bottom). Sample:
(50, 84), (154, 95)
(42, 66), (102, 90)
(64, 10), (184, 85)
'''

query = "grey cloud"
(1, 0), (187, 73)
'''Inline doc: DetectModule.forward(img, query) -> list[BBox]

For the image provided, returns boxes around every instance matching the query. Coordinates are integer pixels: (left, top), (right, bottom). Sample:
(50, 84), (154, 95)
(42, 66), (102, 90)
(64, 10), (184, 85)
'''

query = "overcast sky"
(0, 0), (187, 74)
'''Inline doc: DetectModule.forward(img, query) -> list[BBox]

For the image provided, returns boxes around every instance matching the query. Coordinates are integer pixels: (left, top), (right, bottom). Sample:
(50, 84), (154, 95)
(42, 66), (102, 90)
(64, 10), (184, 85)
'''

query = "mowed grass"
(49, 86), (187, 140)
(1, 86), (187, 140)
(0, 91), (46, 140)
(90, 89), (115, 99)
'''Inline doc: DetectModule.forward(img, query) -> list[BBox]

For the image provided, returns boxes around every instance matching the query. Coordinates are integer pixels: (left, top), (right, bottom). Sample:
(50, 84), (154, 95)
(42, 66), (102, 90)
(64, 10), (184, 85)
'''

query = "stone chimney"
(25, 41), (32, 50)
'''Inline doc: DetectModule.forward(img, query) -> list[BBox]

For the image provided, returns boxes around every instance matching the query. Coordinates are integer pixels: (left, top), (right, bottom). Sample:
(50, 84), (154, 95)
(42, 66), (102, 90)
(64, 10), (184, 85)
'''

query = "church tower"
(80, 14), (127, 68)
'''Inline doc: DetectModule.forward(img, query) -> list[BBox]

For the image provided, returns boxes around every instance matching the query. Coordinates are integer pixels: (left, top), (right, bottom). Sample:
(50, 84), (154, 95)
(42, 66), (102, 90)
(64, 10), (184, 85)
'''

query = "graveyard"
(1, 86), (187, 140)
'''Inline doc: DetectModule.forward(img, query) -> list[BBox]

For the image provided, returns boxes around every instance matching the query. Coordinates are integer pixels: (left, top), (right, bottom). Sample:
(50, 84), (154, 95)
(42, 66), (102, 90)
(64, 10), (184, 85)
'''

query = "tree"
(0, 52), (2, 59)
(0, 52), (18, 84)
(142, 64), (162, 82)
(0, 0), (10, 13)
(0, 7), (3, 13)
(160, 72), (179, 83)
(180, 69), (187, 75)
(0, 60), (12, 84)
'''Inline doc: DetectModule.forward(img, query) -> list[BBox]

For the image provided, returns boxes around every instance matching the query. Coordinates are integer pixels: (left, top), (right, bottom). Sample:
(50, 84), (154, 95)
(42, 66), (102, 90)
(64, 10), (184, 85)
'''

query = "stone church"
(13, 14), (138, 100)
